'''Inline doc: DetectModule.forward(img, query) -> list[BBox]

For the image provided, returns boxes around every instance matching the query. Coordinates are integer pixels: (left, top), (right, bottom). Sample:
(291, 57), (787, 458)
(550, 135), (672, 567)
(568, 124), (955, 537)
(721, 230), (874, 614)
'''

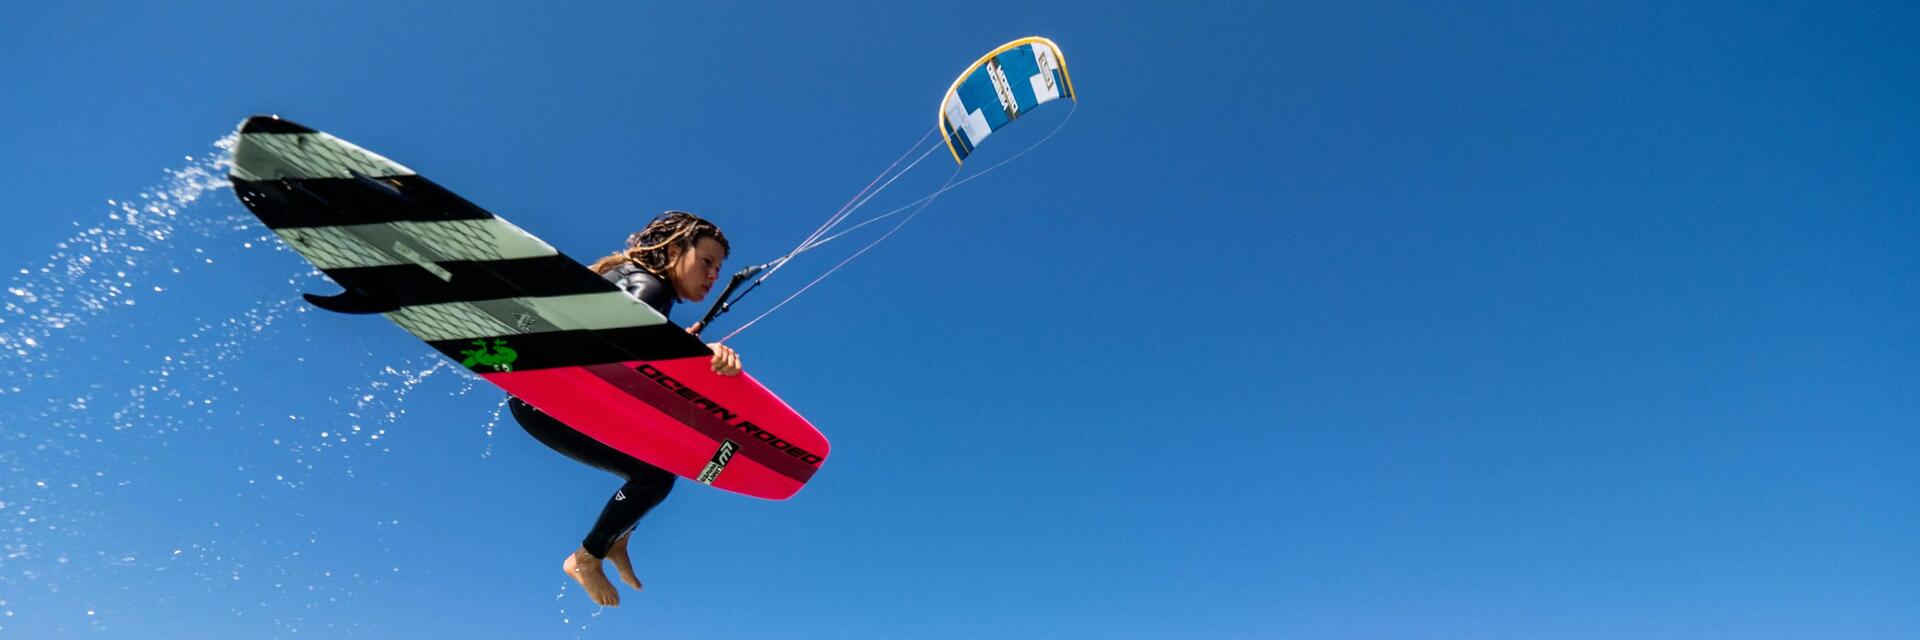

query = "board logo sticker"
(697, 439), (739, 485)
(458, 338), (518, 372)
(388, 241), (454, 281)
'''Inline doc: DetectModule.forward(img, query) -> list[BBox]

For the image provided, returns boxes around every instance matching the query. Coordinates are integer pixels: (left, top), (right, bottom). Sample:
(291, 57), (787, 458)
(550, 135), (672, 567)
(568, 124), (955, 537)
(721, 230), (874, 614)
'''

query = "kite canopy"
(702, 37), (1080, 341)
(939, 37), (1076, 164)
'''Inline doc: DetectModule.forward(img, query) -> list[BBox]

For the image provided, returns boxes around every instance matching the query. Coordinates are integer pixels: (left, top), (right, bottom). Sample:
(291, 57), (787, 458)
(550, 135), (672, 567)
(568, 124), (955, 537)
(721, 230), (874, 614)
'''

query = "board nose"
(238, 115), (316, 135)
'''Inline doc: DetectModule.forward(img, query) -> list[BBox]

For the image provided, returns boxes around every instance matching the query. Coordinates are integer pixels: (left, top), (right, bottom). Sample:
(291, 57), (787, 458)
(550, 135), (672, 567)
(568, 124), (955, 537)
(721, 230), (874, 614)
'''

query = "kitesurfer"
(507, 210), (741, 606)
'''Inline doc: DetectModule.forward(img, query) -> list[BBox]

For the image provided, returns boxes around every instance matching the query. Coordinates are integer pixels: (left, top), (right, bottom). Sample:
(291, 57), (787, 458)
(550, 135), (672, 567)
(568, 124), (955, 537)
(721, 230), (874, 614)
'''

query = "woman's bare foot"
(563, 546), (620, 606)
(605, 533), (643, 590)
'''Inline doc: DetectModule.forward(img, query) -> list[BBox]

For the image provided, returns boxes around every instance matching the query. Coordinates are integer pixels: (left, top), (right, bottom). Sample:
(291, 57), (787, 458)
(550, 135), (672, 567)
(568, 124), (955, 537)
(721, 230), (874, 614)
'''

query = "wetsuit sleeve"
(609, 268), (676, 317)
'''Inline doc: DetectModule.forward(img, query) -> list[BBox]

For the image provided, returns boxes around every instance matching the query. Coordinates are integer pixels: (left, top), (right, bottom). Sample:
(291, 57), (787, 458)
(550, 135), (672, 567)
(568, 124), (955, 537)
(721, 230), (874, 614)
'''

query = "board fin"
(348, 170), (413, 204)
(302, 289), (400, 314)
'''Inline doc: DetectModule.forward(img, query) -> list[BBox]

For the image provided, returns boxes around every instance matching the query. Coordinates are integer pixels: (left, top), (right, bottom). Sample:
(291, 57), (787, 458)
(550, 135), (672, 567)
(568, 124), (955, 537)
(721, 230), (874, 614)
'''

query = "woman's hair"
(588, 210), (729, 277)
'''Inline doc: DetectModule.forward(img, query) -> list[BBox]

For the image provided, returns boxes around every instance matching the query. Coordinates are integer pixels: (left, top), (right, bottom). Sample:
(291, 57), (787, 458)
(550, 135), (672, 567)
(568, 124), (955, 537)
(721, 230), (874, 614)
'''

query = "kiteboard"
(226, 115), (827, 500)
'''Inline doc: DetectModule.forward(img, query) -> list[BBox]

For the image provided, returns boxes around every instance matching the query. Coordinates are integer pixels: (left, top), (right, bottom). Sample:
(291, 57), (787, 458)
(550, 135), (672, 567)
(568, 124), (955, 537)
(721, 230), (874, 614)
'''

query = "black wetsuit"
(508, 263), (679, 559)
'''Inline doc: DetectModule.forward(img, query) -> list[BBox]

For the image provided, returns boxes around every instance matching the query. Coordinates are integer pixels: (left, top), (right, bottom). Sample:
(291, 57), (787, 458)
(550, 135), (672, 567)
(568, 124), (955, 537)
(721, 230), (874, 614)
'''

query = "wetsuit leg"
(510, 397), (677, 558)
(578, 465), (674, 558)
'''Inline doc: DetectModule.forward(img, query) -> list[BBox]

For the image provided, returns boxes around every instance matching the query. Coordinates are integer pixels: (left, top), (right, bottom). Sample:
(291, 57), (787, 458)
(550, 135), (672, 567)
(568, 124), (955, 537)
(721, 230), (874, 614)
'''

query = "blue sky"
(2, 1), (1916, 637)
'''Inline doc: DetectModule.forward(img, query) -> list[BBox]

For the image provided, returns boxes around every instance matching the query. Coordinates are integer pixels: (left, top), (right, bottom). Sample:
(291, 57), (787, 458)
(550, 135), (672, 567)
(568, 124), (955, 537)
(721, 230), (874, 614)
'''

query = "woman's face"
(668, 237), (727, 302)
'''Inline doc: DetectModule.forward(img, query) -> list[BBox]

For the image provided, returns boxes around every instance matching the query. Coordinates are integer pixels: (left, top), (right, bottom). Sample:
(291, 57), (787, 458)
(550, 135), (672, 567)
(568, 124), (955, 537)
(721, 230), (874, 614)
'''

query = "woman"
(507, 210), (743, 606)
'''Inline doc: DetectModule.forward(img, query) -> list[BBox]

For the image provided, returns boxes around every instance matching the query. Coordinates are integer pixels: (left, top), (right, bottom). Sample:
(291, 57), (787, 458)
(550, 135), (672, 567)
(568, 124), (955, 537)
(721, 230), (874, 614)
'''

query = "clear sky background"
(1, 1), (1916, 638)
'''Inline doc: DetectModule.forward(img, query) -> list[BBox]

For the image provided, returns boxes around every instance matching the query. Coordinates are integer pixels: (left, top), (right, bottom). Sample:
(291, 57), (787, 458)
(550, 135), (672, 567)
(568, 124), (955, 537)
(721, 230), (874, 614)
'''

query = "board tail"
(239, 115), (316, 135)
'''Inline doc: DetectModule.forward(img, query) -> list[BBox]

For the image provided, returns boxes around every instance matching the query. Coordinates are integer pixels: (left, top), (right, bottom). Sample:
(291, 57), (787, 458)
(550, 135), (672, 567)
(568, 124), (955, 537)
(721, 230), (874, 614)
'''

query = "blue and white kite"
(939, 37), (1077, 164)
